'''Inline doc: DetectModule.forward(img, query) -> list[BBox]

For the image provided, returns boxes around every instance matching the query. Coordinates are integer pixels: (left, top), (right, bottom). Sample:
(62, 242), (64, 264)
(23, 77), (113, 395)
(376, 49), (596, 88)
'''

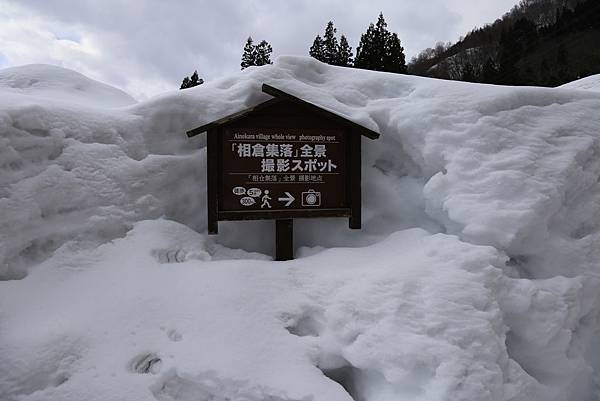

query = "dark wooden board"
(220, 127), (347, 213)
(204, 99), (364, 230)
(191, 91), (378, 260)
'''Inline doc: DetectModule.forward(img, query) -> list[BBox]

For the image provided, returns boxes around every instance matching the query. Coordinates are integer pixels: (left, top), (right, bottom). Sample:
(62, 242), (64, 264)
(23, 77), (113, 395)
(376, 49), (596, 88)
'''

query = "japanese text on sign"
(233, 142), (337, 173)
(221, 128), (347, 211)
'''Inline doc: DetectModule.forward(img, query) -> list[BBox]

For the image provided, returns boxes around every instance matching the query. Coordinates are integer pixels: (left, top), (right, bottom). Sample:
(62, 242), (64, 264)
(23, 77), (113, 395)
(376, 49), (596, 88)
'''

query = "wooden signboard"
(187, 84), (379, 260)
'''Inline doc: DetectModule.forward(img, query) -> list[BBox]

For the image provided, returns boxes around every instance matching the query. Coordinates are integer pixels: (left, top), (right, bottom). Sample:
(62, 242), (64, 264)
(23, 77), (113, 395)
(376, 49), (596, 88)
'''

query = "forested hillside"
(408, 0), (600, 86)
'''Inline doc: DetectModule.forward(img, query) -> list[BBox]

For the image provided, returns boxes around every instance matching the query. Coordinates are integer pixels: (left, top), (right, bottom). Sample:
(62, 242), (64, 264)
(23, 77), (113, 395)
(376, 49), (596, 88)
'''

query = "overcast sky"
(0, 0), (518, 99)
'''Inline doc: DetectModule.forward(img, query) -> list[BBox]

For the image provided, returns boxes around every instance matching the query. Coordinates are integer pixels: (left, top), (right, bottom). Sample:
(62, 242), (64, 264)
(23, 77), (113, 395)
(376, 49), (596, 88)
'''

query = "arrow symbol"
(278, 192), (295, 207)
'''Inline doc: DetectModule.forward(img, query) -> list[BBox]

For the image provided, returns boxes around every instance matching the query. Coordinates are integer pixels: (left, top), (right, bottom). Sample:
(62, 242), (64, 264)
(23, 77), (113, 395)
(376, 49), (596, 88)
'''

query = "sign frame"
(187, 83), (380, 260)
(206, 125), (361, 232)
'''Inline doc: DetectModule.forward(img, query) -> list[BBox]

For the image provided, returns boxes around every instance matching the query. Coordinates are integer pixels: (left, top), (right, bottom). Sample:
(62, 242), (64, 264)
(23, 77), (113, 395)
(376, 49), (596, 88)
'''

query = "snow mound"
(2, 56), (600, 401)
(0, 64), (136, 107)
(1, 221), (598, 401)
(559, 74), (600, 92)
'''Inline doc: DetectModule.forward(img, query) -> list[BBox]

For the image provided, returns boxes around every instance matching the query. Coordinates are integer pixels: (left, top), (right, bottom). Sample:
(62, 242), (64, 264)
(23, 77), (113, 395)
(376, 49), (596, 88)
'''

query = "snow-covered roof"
(186, 83), (381, 140)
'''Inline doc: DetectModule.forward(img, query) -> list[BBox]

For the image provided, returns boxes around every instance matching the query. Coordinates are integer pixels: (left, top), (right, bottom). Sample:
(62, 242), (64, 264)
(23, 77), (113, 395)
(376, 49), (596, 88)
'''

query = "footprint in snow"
(167, 329), (183, 342)
(152, 249), (210, 264)
(152, 370), (306, 401)
(130, 353), (162, 374)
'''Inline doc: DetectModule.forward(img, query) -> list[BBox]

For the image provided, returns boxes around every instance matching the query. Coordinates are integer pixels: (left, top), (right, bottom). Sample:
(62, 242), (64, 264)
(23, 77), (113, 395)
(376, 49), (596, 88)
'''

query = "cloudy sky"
(0, 0), (518, 99)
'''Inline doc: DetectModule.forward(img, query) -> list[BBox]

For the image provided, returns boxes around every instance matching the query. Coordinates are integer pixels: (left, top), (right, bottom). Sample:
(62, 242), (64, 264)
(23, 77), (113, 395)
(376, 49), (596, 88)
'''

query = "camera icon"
(301, 189), (321, 207)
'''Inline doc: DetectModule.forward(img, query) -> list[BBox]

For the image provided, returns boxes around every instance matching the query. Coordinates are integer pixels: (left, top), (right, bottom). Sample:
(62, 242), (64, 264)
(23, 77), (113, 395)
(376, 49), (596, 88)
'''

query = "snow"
(560, 74), (600, 92)
(0, 64), (136, 108)
(2, 58), (600, 401)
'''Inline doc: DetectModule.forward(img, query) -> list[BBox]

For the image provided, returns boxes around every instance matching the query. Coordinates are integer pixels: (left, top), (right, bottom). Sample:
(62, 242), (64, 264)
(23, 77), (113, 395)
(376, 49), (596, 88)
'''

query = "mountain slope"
(408, 0), (600, 86)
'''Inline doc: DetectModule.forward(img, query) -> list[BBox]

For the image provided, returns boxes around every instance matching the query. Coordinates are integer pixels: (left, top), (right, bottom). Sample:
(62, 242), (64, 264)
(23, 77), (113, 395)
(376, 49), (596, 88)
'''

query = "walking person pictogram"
(261, 190), (272, 209)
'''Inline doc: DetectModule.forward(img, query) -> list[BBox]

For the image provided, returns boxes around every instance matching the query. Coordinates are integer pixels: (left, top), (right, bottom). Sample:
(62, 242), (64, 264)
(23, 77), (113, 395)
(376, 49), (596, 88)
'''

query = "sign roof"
(187, 83), (381, 140)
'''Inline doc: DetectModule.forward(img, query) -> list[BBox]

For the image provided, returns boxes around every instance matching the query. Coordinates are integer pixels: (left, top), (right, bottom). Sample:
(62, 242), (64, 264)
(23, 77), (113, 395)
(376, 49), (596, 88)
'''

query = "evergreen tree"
(355, 13), (406, 73)
(189, 71), (203, 86)
(323, 21), (339, 64)
(355, 31), (373, 68)
(309, 21), (353, 67)
(180, 77), (190, 89)
(309, 35), (326, 62)
(556, 43), (570, 82)
(497, 18), (537, 85)
(241, 37), (256, 70)
(254, 40), (273, 66)
(497, 28), (520, 84)
(481, 58), (500, 84)
(241, 37), (273, 69)
(539, 57), (553, 86)
(384, 32), (406, 73)
(461, 62), (477, 82)
(337, 35), (353, 66)
(373, 12), (387, 66)
(180, 70), (204, 89)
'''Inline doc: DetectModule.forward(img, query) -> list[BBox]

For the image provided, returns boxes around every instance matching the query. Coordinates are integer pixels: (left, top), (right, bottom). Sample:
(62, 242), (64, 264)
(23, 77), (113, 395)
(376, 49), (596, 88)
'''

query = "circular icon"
(247, 188), (262, 198)
(240, 196), (255, 206)
(233, 186), (246, 196)
(304, 193), (318, 205)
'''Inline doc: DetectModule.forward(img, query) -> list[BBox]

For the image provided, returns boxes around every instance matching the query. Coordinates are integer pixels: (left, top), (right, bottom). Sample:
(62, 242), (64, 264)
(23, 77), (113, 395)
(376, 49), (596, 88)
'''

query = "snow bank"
(2, 58), (600, 401)
(560, 74), (600, 92)
(2, 221), (598, 401)
(0, 64), (136, 108)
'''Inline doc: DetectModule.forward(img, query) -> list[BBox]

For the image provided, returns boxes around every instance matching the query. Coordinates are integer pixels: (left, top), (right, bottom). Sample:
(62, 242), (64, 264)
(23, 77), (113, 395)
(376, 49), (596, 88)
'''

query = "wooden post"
(349, 131), (362, 229)
(206, 128), (219, 234)
(275, 219), (294, 261)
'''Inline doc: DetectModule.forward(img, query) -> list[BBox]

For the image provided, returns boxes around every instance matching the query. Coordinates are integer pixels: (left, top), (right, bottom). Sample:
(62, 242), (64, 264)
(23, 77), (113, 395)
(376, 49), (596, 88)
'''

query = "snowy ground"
(560, 74), (600, 92)
(1, 60), (600, 401)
